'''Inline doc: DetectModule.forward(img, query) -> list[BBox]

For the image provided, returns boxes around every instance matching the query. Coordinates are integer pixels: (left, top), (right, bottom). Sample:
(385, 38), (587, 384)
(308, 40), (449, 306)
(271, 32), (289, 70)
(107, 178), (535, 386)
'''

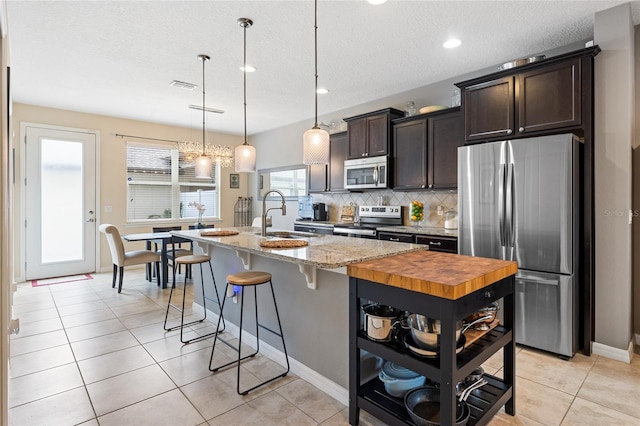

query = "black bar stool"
(209, 271), (290, 395)
(164, 253), (225, 344)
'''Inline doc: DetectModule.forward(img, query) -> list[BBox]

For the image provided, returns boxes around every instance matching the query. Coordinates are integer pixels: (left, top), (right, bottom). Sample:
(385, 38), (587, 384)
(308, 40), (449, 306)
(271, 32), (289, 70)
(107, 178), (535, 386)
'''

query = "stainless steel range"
(333, 205), (403, 239)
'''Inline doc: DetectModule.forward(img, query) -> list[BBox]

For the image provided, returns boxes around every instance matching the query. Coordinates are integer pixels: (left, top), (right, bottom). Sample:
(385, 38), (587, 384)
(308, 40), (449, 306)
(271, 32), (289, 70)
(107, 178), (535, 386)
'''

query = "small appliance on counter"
(313, 203), (328, 221)
(297, 195), (314, 220)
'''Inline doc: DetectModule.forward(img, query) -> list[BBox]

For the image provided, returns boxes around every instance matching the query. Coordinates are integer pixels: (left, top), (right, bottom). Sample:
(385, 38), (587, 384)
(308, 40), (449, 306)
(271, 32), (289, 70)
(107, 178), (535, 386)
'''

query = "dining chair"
(99, 224), (160, 293)
(152, 226), (192, 282)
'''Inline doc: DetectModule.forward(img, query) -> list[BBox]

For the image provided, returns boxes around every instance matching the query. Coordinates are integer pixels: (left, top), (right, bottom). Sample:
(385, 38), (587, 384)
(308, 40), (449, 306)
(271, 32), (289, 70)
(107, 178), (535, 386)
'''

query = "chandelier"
(178, 141), (234, 168)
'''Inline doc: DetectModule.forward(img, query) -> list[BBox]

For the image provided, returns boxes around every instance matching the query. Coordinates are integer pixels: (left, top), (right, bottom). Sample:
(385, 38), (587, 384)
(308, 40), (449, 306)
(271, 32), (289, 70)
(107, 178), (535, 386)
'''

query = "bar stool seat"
(209, 270), (290, 395)
(164, 253), (225, 344)
(227, 271), (272, 286)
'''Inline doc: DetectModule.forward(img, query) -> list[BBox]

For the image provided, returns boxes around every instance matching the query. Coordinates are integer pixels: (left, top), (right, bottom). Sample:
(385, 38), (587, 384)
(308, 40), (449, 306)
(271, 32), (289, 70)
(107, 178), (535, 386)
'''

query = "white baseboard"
(196, 302), (349, 406)
(592, 340), (633, 363)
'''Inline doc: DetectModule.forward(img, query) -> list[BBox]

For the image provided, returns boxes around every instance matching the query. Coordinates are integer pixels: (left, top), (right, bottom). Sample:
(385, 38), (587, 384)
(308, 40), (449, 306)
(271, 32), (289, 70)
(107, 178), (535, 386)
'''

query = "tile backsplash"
(313, 189), (457, 227)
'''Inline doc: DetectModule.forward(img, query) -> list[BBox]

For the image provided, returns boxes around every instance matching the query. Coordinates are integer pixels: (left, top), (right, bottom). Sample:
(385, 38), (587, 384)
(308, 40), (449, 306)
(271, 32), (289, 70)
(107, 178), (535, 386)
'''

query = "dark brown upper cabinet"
(392, 108), (463, 190)
(345, 108), (403, 159)
(328, 131), (348, 192)
(459, 56), (583, 144)
(308, 131), (348, 193)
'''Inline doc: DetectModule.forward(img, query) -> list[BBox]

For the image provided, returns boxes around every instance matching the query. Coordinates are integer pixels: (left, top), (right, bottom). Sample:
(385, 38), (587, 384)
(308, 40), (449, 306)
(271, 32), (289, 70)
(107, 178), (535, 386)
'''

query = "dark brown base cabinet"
(392, 108), (463, 190)
(415, 235), (457, 254)
(378, 232), (458, 254)
(348, 275), (515, 425)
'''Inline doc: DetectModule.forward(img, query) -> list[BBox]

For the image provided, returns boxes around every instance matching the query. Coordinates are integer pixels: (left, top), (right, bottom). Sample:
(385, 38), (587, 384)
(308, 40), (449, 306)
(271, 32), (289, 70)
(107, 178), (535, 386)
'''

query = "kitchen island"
(347, 251), (517, 425)
(171, 227), (425, 403)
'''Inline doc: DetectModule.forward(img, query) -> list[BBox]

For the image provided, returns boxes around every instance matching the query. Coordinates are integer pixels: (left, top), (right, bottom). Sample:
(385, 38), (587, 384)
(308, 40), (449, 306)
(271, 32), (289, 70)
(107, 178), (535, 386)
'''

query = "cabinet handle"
(519, 127), (525, 133)
(422, 185), (426, 188)
(428, 184), (433, 189)
(390, 238), (400, 242)
(429, 241), (442, 246)
(506, 129), (513, 135)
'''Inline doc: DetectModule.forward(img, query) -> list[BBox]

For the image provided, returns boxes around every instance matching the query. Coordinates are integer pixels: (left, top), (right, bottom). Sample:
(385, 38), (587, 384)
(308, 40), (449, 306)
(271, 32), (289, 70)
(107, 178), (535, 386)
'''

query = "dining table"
(122, 232), (191, 289)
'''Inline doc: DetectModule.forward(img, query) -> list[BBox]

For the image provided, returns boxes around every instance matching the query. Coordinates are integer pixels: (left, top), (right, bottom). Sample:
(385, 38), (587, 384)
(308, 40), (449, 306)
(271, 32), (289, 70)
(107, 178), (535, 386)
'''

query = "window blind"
(126, 143), (219, 222)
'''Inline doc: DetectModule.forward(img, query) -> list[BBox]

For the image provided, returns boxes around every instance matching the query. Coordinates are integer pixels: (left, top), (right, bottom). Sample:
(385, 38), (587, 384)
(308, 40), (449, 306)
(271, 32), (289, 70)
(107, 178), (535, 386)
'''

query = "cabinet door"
(464, 76), (514, 142)
(429, 111), (464, 189)
(307, 164), (327, 193)
(329, 132), (348, 192)
(347, 118), (367, 158)
(393, 118), (427, 190)
(367, 114), (389, 156)
(517, 58), (581, 134)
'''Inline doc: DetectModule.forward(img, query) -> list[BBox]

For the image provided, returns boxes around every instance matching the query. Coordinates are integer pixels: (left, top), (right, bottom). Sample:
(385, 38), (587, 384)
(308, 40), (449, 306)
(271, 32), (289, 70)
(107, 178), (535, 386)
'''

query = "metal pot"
(407, 314), (492, 350)
(362, 304), (403, 342)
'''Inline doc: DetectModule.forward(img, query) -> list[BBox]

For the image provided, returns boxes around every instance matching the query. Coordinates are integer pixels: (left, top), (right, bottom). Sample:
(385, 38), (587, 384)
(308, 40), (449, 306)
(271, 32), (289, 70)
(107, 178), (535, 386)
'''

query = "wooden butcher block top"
(347, 250), (517, 300)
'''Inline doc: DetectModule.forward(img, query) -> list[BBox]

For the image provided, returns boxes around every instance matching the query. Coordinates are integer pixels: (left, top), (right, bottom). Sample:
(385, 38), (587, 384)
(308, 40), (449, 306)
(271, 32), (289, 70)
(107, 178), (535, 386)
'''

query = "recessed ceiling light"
(170, 80), (197, 90)
(316, 88), (329, 95)
(443, 38), (462, 49)
(367, 0), (387, 4)
(240, 65), (256, 73)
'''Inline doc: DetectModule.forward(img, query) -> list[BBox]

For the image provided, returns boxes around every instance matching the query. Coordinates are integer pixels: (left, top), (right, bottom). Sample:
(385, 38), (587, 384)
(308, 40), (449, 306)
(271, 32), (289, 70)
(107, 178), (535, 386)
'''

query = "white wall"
(594, 3), (635, 353)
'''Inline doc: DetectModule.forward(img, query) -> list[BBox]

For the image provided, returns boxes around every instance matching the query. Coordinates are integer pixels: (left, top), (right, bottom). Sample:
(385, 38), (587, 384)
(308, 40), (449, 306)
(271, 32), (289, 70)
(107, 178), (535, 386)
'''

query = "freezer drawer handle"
(516, 274), (559, 286)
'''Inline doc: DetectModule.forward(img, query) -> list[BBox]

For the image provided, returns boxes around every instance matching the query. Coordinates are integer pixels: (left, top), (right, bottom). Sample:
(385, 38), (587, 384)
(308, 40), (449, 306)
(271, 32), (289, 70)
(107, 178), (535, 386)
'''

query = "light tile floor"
(8, 269), (640, 425)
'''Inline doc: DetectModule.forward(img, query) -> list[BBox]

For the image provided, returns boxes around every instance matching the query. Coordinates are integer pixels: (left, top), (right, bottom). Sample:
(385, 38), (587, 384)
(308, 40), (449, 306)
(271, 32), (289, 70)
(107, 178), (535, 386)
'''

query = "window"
(126, 142), (220, 223)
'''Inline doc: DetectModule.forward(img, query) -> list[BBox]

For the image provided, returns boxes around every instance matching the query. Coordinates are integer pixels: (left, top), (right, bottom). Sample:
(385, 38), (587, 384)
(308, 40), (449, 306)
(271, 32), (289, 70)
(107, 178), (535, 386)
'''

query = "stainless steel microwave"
(344, 155), (389, 190)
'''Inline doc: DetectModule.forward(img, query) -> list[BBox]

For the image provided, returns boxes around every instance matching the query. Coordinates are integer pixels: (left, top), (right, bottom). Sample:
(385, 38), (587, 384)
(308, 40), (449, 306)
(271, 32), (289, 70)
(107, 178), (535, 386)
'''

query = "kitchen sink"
(256, 231), (318, 238)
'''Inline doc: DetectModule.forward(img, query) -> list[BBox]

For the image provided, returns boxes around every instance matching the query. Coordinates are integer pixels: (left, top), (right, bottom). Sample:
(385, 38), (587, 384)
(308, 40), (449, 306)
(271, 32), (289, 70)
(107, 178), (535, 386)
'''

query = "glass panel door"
(25, 126), (97, 280)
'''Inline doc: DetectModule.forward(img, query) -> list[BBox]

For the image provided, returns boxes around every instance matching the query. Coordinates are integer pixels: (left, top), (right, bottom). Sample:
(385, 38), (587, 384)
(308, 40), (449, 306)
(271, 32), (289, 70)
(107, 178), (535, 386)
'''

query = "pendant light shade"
(195, 54), (212, 178)
(235, 17), (257, 173)
(194, 154), (213, 178)
(303, 127), (330, 164)
(235, 143), (256, 172)
(303, 0), (329, 165)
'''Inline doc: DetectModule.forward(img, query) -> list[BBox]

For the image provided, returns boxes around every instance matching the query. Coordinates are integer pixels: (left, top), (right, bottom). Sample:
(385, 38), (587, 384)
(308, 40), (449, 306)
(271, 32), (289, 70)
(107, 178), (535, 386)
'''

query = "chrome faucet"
(261, 190), (287, 236)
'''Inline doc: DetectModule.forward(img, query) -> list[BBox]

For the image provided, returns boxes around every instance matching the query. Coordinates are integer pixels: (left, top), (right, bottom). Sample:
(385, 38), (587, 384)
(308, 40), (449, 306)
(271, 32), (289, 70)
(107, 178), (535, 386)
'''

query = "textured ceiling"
(6, 0), (640, 136)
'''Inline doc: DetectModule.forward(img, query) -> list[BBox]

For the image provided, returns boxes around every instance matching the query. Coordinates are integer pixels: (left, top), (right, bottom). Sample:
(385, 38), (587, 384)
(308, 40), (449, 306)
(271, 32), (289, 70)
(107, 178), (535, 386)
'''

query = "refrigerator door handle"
(516, 273), (559, 286)
(498, 163), (507, 247)
(506, 162), (515, 247)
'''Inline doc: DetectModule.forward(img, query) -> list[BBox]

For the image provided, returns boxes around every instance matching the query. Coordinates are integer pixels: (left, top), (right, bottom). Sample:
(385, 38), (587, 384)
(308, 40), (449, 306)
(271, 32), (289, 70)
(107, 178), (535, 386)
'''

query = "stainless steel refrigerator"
(458, 133), (580, 358)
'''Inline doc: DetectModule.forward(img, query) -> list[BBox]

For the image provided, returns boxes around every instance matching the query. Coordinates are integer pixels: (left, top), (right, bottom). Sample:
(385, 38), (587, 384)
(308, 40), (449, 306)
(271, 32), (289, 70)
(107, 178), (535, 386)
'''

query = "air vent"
(188, 105), (225, 114)
(170, 80), (197, 90)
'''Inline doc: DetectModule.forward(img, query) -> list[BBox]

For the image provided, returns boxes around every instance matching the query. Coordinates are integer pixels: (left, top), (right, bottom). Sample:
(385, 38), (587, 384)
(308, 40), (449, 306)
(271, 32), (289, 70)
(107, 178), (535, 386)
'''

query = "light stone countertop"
(172, 227), (425, 269)
(376, 225), (459, 238)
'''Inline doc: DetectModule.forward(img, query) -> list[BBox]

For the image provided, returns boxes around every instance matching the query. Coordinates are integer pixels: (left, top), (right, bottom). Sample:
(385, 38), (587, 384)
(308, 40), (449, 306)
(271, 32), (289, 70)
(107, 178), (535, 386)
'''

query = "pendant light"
(235, 17), (257, 173)
(194, 54), (213, 178)
(302, 0), (330, 165)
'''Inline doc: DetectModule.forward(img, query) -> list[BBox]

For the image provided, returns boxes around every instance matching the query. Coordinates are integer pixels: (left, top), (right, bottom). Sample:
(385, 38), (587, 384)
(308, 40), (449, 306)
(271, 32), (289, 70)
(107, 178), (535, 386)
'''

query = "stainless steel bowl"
(406, 314), (462, 350)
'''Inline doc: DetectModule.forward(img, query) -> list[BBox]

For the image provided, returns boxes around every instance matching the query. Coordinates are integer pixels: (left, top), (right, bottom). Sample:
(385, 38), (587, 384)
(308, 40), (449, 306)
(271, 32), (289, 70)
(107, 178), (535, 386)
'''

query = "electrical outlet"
(437, 205), (444, 216)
